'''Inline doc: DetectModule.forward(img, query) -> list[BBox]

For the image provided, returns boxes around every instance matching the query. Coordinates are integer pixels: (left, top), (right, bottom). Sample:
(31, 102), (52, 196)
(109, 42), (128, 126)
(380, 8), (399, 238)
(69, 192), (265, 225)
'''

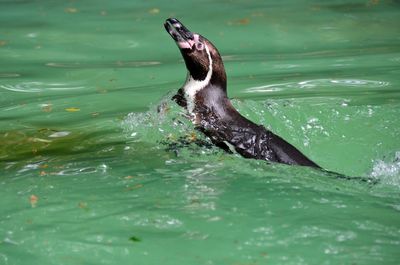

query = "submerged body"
(164, 18), (319, 168)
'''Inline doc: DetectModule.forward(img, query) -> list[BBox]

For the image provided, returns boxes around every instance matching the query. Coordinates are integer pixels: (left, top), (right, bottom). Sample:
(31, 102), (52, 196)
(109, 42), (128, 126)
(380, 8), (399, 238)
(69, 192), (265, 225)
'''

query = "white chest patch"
(183, 44), (213, 115)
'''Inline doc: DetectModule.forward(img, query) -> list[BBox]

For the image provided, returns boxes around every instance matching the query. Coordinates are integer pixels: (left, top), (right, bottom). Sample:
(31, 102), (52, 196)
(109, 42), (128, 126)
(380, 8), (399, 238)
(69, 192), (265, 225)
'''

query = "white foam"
(371, 151), (400, 186)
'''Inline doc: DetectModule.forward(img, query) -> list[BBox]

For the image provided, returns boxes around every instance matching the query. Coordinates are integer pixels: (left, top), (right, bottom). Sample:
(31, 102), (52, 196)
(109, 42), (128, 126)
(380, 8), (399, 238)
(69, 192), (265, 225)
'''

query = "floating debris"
(125, 184), (143, 191)
(78, 202), (88, 209)
(228, 18), (250, 26)
(148, 8), (160, 15)
(48, 131), (70, 138)
(129, 236), (141, 242)
(41, 103), (52, 113)
(65, 107), (80, 112)
(30, 195), (38, 207)
(65, 7), (78, 13)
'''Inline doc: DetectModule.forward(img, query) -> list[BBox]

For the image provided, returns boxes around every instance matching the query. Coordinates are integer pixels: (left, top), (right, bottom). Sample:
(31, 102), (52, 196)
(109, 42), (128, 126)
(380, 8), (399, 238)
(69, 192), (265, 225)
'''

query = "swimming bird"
(164, 18), (319, 168)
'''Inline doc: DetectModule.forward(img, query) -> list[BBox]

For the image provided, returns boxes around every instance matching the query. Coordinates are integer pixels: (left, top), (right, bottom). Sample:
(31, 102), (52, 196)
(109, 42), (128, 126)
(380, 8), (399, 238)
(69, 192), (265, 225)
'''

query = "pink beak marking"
(177, 34), (200, 49)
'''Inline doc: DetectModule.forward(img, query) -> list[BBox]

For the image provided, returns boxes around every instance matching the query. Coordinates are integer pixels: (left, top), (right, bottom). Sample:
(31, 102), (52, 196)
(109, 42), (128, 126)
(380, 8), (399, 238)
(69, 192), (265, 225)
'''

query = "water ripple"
(1, 82), (86, 93)
(245, 79), (390, 93)
(46, 61), (161, 68)
(0, 73), (20, 78)
(55, 163), (108, 176)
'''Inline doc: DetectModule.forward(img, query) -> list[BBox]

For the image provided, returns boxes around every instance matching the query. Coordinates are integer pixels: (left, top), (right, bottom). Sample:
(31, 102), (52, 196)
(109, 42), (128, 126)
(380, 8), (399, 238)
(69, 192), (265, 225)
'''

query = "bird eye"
(195, 42), (204, 50)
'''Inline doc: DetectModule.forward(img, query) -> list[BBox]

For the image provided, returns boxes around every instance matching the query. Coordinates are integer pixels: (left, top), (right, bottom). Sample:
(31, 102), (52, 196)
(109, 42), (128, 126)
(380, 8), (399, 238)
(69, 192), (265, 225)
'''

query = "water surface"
(1, 0), (400, 264)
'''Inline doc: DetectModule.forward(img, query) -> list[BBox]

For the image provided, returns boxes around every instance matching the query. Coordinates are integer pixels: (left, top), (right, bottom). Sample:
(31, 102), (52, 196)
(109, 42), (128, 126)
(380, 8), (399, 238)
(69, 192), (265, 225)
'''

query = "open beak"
(164, 18), (195, 49)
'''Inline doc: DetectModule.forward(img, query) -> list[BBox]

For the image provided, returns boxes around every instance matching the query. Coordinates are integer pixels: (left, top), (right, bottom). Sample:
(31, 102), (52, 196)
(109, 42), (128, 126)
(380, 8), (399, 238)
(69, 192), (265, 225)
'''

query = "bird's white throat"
(183, 44), (213, 114)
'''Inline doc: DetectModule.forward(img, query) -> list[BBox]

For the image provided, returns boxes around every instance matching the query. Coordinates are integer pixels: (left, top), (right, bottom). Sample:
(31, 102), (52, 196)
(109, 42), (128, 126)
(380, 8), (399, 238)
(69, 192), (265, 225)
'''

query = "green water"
(1, 0), (400, 264)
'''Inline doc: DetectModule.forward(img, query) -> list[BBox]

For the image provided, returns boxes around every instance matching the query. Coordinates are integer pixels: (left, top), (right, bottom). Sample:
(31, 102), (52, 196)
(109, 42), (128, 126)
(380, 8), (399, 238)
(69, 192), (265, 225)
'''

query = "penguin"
(164, 18), (320, 168)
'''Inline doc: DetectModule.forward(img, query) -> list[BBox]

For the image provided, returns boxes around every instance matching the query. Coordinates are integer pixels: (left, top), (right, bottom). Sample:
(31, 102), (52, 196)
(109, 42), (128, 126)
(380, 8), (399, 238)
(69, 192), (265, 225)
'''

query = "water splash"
(371, 152), (400, 186)
(122, 93), (195, 143)
(301, 117), (330, 147)
(122, 94), (225, 160)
